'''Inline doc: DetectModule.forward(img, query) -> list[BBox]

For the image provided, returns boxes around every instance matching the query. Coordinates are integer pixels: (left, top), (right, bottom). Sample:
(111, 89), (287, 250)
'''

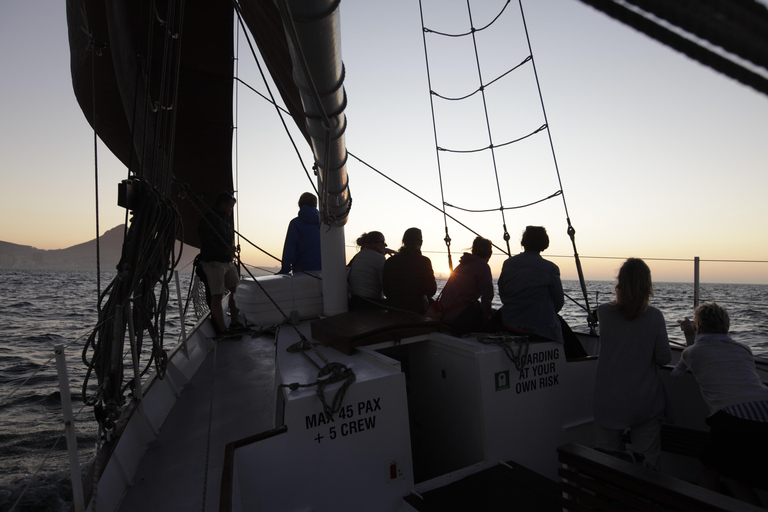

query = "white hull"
(82, 274), (768, 511)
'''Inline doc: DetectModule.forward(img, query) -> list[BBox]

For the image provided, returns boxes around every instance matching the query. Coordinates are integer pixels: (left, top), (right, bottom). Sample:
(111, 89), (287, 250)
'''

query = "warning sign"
(495, 370), (510, 391)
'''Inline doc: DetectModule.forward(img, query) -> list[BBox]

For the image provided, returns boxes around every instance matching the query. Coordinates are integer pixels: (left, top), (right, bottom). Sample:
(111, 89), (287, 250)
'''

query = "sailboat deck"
(118, 333), (277, 512)
(405, 460), (561, 512)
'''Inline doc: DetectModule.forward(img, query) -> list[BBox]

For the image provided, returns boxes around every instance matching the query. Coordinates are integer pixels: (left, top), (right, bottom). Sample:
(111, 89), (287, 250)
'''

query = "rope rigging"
(82, 0), (187, 433)
(430, 55), (531, 102)
(417, 0), (595, 332)
(232, 1), (320, 203)
(437, 124), (547, 154)
(445, 190), (562, 214)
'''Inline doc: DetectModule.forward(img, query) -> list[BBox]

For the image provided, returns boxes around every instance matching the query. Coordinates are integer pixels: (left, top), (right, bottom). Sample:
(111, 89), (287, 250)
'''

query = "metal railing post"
(54, 345), (85, 512)
(693, 257), (700, 308)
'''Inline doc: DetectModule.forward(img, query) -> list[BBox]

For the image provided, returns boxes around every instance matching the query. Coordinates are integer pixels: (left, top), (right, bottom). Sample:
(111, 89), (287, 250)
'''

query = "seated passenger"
(494, 226), (586, 358)
(382, 228), (436, 314)
(436, 236), (494, 335)
(347, 231), (394, 310)
(673, 303), (768, 506)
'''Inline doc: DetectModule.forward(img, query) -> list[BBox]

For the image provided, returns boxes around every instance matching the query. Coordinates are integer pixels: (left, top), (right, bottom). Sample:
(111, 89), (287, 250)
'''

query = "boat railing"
(558, 443), (765, 512)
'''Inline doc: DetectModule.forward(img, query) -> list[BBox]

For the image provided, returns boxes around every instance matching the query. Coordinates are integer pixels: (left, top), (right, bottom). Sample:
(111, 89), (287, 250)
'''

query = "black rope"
(468, 0), (511, 256)
(348, 152), (507, 257)
(275, 0), (347, 228)
(430, 56), (531, 101)
(445, 190), (562, 213)
(232, 1), (318, 198)
(81, 0), (188, 432)
(437, 124), (546, 154)
(477, 333), (530, 372)
(418, 0), (454, 271)
(90, 36), (102, 304)
(516, 0), (595, 333)
(422, 0), (511, 37)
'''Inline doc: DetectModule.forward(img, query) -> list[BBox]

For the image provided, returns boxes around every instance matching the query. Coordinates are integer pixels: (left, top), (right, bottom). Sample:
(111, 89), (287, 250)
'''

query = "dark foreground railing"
(558, 443), (764, 512)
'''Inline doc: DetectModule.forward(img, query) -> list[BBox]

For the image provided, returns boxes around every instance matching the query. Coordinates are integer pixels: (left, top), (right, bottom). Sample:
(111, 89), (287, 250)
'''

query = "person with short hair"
(197, 191), (240, 334)
(347, 231), (394, 310)
(673, 302), (768, 506)
(593, 258), (671, 469)
(278, 192), (322, 275)
(436, 236), (494, 335)
(382, 228), (437, 314)
(497, 226), (562, 340)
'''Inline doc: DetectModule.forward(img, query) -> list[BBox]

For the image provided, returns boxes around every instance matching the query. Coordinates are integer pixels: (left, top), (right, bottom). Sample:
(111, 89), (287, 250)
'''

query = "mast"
(278, 0), (351, 317)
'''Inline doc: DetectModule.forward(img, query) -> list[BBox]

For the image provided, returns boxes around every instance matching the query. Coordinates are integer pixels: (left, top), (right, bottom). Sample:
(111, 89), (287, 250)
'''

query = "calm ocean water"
(1, 268), (767, 511)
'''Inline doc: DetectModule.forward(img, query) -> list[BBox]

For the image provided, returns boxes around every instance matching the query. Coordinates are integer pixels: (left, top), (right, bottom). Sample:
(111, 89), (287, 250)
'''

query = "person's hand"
(384, 248), (396, 256)
(678, 317), (696, 345)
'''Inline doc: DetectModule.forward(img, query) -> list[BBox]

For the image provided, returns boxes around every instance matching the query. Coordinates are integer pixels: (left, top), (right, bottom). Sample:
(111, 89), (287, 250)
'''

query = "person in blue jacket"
(278, 192), (322, 275)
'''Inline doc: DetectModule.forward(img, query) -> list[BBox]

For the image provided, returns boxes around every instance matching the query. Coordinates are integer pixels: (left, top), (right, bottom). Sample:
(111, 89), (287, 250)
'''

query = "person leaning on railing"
(673, 302), (768, 507)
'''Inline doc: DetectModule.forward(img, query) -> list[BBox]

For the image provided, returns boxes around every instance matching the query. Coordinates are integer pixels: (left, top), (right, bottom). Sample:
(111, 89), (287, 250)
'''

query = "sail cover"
(66, 0), (315, 248)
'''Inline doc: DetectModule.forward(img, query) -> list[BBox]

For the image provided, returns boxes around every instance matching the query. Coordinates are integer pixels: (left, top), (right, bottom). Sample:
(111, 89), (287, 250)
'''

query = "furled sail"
(65, 0), (325, 247)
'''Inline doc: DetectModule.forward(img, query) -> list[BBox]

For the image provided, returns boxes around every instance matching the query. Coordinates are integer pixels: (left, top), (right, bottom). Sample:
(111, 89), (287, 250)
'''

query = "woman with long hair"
(594, 258), (671, 469)
(347, 231), (393, 310)
(382, 228), (437, 314)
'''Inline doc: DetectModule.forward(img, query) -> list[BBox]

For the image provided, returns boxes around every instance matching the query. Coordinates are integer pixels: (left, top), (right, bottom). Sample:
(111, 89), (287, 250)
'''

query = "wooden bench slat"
(558, 443), (765, 512)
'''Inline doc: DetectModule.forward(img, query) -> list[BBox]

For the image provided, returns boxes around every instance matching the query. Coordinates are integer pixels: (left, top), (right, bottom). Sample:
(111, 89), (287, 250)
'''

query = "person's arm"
(551, 269), (564, 313)
(382, 259), (393, 298)
(479, 265), (494, 318)
(679, 317), (696, 346)
(671, 317), (695, 376)
(654, 313), (672, 366)
(423, 257), (437, 297)
(278, 220), (298, 274)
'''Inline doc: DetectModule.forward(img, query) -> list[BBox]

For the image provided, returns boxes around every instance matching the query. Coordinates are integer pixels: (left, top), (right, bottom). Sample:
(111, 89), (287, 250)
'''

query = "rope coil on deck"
(477, 333), (531, 372)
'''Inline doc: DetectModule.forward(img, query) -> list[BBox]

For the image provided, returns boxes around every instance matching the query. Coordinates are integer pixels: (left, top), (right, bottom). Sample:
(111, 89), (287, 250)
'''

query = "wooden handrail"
(558, 443), (764, 512)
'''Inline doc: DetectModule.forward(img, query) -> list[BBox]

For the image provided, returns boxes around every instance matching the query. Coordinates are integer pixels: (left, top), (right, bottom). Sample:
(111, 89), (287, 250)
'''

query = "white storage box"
(235, 273), (323, 326)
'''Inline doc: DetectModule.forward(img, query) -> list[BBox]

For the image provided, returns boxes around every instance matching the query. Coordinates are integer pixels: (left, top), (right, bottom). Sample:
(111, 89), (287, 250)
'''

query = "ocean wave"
(7, 302), (34, 309)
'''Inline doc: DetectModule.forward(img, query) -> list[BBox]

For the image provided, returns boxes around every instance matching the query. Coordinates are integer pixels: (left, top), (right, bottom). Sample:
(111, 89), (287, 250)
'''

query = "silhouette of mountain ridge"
(0, 226), (197, 270)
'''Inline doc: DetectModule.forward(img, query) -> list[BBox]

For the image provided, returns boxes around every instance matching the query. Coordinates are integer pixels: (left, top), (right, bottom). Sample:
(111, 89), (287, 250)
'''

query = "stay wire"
(234, 19), (241, 248)
(418, 0), (454, 271)
(90, 34), (101, 303)
(232, 73), (511, 261)
(348, 152), (508, 257)
(518, 0), (595, 332)
(232, 1), (318, 198)
(465, 0), (512, 257)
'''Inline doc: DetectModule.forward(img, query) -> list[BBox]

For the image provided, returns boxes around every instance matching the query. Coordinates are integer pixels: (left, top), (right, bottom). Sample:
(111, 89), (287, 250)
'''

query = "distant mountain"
(0, 226), (198, 271)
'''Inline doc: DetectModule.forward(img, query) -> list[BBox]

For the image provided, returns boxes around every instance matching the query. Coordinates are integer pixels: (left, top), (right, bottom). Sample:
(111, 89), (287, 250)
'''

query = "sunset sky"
(1, 0), (767, 284)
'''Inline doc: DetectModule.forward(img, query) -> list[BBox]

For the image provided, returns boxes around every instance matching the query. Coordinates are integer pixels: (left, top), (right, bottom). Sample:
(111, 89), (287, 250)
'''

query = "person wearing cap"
(277, 192), (322, 275)
(347, 231), (395, 310)
(197, 191), (241, 334)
